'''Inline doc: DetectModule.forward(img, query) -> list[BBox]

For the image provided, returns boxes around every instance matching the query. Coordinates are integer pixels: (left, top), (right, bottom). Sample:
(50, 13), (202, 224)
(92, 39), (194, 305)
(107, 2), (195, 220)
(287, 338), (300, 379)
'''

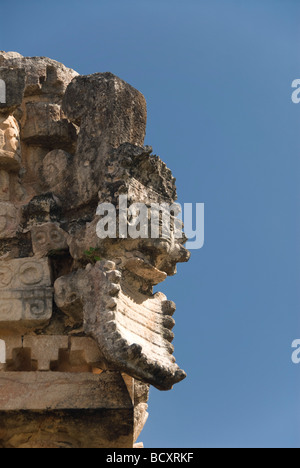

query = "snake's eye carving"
(31, 223), (69, 258)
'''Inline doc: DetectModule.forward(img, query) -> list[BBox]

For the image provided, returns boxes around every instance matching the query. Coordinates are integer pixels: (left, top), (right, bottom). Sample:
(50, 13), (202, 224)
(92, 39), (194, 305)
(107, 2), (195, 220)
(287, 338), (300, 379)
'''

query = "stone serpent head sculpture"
(0, 52), (190, 393)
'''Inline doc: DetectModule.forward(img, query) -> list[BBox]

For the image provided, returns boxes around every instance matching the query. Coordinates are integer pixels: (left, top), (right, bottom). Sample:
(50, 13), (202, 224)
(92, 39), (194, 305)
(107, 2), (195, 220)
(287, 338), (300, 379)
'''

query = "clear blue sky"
(1, 0), (299, 448)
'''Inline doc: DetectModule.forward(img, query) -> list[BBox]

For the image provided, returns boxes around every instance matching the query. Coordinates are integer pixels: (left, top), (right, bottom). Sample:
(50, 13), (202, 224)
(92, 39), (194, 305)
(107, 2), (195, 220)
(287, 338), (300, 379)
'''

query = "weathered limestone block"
(63, 73), (147, 148)
(0, 407), (134, 449)
(0, 258), (53, 328)
(31, 222), (68, 258)
(22, 102), (77, 150)
(54, 261), (186, 391)
(0, 371), (132, 410)
(0, 115), (21, 171)
(0, 52), (78, 98)
(0, 372), (134, 448)
(62, 73), (147, 206)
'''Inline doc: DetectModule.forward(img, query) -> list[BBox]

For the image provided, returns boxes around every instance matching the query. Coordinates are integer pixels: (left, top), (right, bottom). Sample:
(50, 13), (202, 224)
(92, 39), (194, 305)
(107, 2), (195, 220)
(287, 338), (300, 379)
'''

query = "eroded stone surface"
(42, 149), (73, 196)
(61, 73), (147, 207)
(0, 409), (134, 449)
(22, 101), (77, 150)
(0, 372), (134, 448)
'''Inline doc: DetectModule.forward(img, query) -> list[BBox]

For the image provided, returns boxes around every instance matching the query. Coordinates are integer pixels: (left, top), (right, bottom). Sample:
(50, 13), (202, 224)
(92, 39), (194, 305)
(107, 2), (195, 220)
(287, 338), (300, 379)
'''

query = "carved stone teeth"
(106, 298), (118, 310)
(163, 316), (176, 330)
(113, 331), (122, 341)
(163, 329), (175, 343)
(115, 338), (127, 349)
(175, 369), (187, 382)
(154, 291), (167, 301)
(103, 260), (116, 271)
(108, 283), (120, 296)
(166, 342), (175, 355)
(162, 300), (176, 316)
(128, 343), (142, 358)
(104, 321), (117, 333)
(106, 270), (122, 284)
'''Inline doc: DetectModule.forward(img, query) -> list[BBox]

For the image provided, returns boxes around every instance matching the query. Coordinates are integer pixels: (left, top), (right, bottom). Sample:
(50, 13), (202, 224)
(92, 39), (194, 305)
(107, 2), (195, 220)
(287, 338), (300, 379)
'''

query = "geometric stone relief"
(0, 258), (52, 328)
(0, 335), (103, 372)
